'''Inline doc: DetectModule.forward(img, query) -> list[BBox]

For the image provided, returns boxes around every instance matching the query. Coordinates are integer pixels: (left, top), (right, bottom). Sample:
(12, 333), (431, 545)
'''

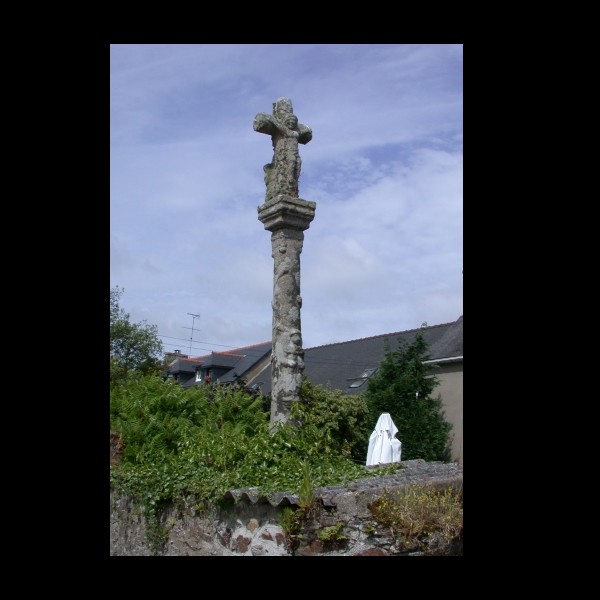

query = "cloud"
(110, 44), (463, 355)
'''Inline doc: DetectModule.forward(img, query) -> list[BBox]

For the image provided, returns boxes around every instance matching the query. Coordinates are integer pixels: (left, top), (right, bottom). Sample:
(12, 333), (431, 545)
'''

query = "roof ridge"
(174, 357), (204, 363)
(227, 340), (271, 351)
(189, 341), (271, 360)
(305, 320), (457, 351)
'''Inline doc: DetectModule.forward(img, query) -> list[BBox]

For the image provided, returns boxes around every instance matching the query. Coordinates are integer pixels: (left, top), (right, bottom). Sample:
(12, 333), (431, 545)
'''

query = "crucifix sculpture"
(254, 98), (316, 429)
(253, 97), (313, 202)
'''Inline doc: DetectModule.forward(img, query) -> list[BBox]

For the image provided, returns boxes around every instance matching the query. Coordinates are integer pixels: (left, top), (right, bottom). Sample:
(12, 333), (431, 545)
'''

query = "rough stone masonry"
(254, 98), (316, 428)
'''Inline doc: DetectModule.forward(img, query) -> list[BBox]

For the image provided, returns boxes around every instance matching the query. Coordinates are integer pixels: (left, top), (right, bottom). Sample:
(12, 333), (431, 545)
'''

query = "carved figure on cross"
(253, 97), (312, 202)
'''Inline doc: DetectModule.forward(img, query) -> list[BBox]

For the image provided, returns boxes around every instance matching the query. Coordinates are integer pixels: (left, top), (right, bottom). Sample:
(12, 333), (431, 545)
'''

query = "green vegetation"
(368, 483), (463, 555)
(292, 380), (372, 462)
(278, 507), (300, 538)
(110, 376), (376, 500)
(363, 331), (453, 461)
(274, 463), (349, 553)
(297, 460), (315, 509)
(316, 521), (348, 545)
(110, 374), (385, 552)
(110, 286), (164, 386)
(277, 506), (304, 552)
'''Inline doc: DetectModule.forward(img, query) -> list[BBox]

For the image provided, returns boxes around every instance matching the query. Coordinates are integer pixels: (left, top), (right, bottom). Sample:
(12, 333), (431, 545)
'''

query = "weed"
(278, 507), (302, 552)
(369, 483), (463, 555)
(298, 460), (314, 509)
(362, 522), (377, 536)
(316, 521), (348, 547)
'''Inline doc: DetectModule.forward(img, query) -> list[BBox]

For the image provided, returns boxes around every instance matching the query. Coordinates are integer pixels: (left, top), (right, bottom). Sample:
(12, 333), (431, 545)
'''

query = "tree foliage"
(110, 286), (164, 384)
(363, 332), (452, 462)
(294, 380), (372, 462)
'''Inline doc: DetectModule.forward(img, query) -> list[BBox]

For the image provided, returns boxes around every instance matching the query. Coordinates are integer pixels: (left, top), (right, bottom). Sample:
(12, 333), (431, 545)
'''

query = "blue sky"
(110, 44), (463, 357)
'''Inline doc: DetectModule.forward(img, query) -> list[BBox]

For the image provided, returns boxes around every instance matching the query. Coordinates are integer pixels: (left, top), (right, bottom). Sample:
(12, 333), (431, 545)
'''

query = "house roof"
(199, 352), (242, 370)
(167, 341), (272, 387)
(212, 342), (272, 384)
(164, 317), (462, 395)
(250, 316), (463, 396)
(167, 357), (203, 375)
(427, 315), (462, 360)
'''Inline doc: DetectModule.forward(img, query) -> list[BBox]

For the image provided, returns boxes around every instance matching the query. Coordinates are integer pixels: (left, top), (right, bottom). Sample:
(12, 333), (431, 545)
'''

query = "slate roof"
(214, 342), (272, 384)
(252, 316), (463, 396)
(167, 357), (204, 375)
(427, 315), (463, 361)
(199, 352), (242, 370)
(167, 341), (273, 387)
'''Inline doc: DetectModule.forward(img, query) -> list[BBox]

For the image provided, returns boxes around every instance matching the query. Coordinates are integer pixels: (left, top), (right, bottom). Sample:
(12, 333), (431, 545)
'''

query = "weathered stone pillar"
(254, 98), (316, 428)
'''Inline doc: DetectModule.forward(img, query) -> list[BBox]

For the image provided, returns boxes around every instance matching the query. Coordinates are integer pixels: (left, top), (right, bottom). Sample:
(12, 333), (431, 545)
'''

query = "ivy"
(110, 374), (378, 552)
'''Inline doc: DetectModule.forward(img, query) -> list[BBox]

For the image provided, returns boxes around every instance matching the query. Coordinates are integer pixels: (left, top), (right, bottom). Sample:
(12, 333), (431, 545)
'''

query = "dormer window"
(347, 367), (377, 389)
(196, 368), (212, 383)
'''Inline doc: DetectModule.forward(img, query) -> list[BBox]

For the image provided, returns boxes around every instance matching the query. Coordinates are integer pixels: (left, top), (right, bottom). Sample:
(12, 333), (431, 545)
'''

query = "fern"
(111, 374), (373, 520)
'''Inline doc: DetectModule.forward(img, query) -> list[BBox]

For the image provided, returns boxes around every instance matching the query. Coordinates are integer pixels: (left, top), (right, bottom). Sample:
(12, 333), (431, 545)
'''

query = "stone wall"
(110, 459), (462, 556)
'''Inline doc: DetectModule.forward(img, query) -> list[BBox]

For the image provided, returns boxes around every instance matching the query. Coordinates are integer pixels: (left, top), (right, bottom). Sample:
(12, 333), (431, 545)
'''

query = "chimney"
(165, 349), (189, 360)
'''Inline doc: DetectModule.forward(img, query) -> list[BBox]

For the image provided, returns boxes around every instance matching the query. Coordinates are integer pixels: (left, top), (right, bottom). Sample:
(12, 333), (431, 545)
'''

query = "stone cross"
(254, 98), (316, 429)
(253, 97), (313, 203)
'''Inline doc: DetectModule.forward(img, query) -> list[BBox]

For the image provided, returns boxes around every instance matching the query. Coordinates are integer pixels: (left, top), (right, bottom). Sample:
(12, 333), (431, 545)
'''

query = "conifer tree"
(363, 332), (452, 461)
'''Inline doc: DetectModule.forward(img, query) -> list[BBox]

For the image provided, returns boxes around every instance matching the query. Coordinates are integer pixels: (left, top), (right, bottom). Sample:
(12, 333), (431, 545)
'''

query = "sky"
(110, 44), (463, 358)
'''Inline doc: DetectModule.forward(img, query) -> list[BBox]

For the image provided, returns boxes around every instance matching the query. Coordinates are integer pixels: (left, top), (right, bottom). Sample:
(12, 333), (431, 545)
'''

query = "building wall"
(434, 362), (463, 464)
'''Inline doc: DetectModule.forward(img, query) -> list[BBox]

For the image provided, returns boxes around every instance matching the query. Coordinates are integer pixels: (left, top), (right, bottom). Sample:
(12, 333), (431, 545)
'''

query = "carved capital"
(258, 196), (316, 232)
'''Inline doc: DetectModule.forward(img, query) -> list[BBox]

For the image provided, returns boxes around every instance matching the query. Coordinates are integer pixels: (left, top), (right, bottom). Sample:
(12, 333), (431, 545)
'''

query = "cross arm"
(253, 112), (279, 136)
(297, 124), (312, 145)
(254, 112), (313, 145)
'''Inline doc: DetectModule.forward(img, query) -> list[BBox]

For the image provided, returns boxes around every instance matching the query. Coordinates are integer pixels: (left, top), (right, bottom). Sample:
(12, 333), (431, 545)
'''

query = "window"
(196, 368), (211, 383)
(348, 367), (377, 389)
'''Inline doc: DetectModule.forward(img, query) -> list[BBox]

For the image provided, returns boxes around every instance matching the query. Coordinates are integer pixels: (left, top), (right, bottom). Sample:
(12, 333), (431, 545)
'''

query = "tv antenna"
(185, 313), (200, 356)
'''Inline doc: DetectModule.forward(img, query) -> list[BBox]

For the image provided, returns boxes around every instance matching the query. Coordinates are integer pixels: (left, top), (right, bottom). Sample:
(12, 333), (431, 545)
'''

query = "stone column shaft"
(270, 228), (304, 426)
(258, 196), (316, 427)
